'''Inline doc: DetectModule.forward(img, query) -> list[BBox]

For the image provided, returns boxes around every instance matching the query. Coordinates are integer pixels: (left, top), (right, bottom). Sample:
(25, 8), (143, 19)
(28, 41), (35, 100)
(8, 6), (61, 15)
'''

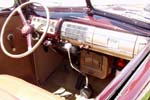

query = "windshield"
(29, 0), (150, 24)
(91, 0), (150, 23)
(30, 0), (86, 7)
(0, 0), (15, 10)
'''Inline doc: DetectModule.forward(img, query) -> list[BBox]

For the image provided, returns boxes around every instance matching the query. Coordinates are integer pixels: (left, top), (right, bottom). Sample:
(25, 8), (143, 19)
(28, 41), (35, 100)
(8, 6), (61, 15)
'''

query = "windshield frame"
(85, 0), (150, 30)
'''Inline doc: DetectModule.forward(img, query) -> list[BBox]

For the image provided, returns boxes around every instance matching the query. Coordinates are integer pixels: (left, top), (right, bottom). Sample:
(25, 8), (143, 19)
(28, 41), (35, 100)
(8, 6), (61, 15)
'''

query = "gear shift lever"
(64, 43), (92, 98)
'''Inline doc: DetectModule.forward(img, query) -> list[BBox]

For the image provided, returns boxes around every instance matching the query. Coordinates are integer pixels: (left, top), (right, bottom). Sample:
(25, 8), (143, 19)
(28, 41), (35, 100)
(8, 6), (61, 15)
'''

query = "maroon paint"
(96, 43), (150, 100)
(117, 60), (150, 100)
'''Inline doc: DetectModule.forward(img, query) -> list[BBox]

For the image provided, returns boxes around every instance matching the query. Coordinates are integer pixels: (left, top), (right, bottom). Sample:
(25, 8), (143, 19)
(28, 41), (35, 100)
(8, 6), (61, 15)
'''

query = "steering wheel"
(0, 1), (49, 58)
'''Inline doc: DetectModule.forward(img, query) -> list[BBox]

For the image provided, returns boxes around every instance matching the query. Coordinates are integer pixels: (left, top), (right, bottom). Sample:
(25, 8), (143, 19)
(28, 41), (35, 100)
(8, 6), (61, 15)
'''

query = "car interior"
(0, 0), (149, 100)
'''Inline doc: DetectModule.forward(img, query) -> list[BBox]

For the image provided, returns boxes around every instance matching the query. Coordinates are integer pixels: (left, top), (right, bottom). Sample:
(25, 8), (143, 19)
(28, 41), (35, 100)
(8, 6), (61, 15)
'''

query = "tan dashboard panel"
(92, 29), (149, 60)
(61, 21), (149, 60)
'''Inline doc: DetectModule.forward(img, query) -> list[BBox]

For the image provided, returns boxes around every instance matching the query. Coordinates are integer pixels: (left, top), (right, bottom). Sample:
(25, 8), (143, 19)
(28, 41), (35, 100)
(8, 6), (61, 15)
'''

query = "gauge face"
(30, 16), (58, 34)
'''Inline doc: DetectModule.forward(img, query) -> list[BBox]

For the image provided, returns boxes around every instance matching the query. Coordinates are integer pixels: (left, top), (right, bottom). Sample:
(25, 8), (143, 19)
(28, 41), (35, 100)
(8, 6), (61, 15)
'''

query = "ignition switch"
(7, 33), (16, 52)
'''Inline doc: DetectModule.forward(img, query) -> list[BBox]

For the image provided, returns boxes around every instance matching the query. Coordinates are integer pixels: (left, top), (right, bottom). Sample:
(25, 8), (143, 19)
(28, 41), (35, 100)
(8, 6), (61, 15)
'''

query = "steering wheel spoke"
(17, 7), (28, 25)
(26, 34), (32, 50)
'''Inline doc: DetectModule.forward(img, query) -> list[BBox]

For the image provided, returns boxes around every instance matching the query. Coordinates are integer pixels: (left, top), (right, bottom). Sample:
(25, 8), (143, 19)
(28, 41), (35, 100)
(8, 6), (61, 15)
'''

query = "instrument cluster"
(30, 16), (58, 35)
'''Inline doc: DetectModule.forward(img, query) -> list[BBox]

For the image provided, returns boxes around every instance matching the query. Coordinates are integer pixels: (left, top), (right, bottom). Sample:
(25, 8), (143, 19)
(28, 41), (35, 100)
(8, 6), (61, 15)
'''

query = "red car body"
(0, 0), (149, 100)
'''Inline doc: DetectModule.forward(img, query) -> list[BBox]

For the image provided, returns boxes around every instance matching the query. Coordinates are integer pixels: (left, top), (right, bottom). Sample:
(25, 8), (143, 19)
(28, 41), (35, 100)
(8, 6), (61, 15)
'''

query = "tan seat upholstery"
(0, 88), (19, 100)
(0, 75), (64, 100)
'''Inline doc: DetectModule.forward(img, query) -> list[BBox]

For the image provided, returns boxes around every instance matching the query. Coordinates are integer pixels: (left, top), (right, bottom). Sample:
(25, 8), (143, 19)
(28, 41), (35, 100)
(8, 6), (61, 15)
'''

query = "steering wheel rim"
(0, 1), (50, 58)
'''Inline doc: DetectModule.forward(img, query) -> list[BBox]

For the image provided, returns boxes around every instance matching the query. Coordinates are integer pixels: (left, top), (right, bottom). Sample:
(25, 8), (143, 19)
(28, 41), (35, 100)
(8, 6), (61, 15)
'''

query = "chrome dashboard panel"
(61, 21), (149, 60)
(30, 16), (58, 34)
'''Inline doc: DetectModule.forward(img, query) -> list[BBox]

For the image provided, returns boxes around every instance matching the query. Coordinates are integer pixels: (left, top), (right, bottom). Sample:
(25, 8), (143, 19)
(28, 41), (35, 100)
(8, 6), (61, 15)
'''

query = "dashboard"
(61, 21), (149, 60)
(30, 16), (149, 60)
